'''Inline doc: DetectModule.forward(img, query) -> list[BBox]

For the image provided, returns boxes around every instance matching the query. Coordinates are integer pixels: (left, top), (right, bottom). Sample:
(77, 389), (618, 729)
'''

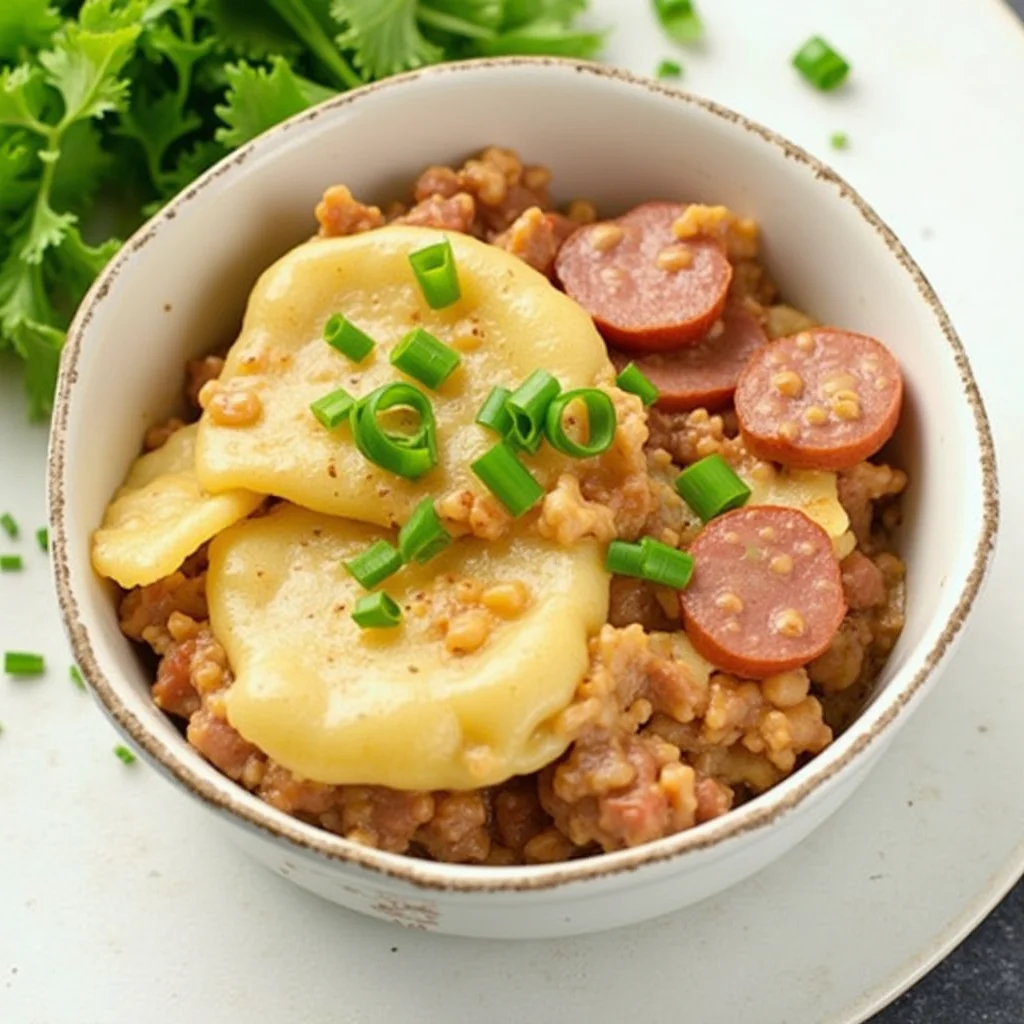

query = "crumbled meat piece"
(143, 417), (186, 451)
(491, 207), (576, 276)
(315, 185), (384, 237)
(119, 571), (208, 644)
(397, 192), (476, 233)
(415, 791), (492, 863)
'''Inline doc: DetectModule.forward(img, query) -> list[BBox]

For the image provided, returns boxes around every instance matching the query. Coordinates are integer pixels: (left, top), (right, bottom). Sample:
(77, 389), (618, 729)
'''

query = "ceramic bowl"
(49, 58), (998, 939)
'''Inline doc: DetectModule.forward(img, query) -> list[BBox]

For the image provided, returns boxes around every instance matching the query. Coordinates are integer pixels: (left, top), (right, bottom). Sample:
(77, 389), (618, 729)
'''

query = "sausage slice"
(680, 506), (846, 679)
(554, 202), (733, 352)
(610, 307), (767, 412)
(734, 328), (903, 471)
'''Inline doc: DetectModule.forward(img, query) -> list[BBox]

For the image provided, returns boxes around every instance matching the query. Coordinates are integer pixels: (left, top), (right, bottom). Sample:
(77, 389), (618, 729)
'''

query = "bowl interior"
(54, 60), (992, 871)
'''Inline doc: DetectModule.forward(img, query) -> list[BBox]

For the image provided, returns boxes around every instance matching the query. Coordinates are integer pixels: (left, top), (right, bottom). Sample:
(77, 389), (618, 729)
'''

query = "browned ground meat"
(119, 149), (907, 865)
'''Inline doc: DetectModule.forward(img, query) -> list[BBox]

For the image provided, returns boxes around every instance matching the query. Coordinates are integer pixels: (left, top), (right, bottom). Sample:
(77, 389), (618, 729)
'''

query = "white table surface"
(2, 2), (1023, 1022)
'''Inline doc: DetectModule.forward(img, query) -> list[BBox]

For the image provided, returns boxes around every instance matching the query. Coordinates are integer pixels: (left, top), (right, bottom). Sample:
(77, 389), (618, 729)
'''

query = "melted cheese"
(91, 425), (262, 589)
(208, 504), (610, 790)
(195, 227), (611, 528)
(741, 465), (849, 540)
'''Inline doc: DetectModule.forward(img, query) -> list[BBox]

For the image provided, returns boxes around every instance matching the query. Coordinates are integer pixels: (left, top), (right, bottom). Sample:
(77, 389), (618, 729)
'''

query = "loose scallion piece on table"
(1, 555), (23, 572)
(70, 665), (86, 691)
(656, 59), (683, 79)
(5, 651), (45, 676)
(323, 314), (376, 363)
(675, 453), (752, 521)
(652, 0), (704, 43)
(390, 327), (461, 389)
(351, 382), (438, 479)
(606, 539), (647, 578)
(113, 745), (137, 765)
(792, 36), (850, 91)
(310, 387), (355, 430)
(830, 131), (850, 150)
(36, 527), (48, 552)
(475, 386), (514, 436)
(399, 498), (452, 564)
(0, 513), (18, 539)
(639, 537), (695, 589)
(507, 369), (561, 453)
(353, 591), (402, 629)
(409, 238), (461, 310)
(345, 539), (404, 589)
(470, 441), (545, 518)
(615, 362), (659, 406)
(544, 388), (618, 458)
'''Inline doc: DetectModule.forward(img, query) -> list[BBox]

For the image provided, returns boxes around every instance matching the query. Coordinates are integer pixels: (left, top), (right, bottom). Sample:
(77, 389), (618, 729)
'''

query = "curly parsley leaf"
(0, 0), (61, 64)
(332, 0), (442, 79)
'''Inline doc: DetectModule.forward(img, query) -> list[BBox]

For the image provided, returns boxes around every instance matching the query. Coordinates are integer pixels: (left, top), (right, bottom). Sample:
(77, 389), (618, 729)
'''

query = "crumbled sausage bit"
(804, 404), (829, 426)
(770, 553), (794, 575)
(715, 591), (744, 614)
(481, 582), (529, 617)
(207, 389), (262, 427)
(167, 611), (199, 643)
(566, 199), (598, 224)
(460, 159), (508, 206)
(590, 223), (624, 252)
(771, 370), (804, 398)
(762, 669), (810, 709)
(315, 185), (384, 237)
(445, 609), (491, 655)
(655, 245), (694, 272)
(523, 166), (553, 192)
(794, 332), (816, 353)
(778, 420), (801, 440)
(773, 608), (806, 638)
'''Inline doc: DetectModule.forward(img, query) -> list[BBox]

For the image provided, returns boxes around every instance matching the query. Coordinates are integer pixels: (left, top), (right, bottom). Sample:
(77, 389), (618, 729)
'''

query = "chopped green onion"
(345, 539), (403, 589)
(324, 314), (375, 363)
(113, 744), (137, 765)
(0, 513), (18, 539)
(606, 539), (646, 577)
(507, 369), (561, 453)
(545, 389), (617, 458)
(656, 59), (683, 79)
(792, 36), (850, 91)
(470, 441), (545, 517)
(1, 555), (23, 572)
(70, 664), (86, 691)
(476, 386), (514, 436)
(640, 537), (695, 589)
(5, 651), (45, 676)
(653, 0), (704, 43)
(675, 453), (752, 521)
(353, 591), (402, 629)
(390, 327), (461, 390)
(310, 387), (355, 429)
(409, 238), (461, 309)
(351, 382), (438, 479)
(399, 498), (452, 564)
(830, 131), (849, 150)
(616, 362), (659, 406)
(36, 527), (48, 552)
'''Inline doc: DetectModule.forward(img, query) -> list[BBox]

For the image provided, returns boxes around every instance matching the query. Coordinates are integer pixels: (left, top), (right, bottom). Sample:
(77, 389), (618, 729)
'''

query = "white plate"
(1, 0), (1022, 1020)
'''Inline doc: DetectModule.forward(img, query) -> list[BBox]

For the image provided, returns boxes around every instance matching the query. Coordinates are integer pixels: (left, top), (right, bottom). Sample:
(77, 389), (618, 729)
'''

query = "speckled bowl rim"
(49, 57), (999, 895)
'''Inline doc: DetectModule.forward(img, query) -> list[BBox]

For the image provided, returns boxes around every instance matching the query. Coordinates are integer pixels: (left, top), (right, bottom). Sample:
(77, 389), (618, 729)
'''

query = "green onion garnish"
(606, 539), (646, 578)
(0, 513), (18, 539)
(1, 555), (23, 572)
(113, 744), (137, 765)
(470, 441), (545, 517)
(399, 498), (452, 564)
(36, 527), (48, 552)
(351, 382), (438, 480)
(675, 453), (752, 521)
(70, 664), (86, 691)
(409, 238), (461, 310)
(476, 386), (514, 437)
(545, 388), (617, 458)
(653, 0), (704, 43)
(615, 362), (659, 406)
(830, 131), (849, 150)
(345, 539), (403, 589)
(656, 59), (683, 79)
(792, 36), (850, 91)
(310, 387), (355, 430)
(353, 591), (402, 629)
(324, 313), (375, 363)
(390, 327), (461, 390)
(507, 369), (561, 454)
(5, 651), (45, 676)
(639, 537), (695, 589)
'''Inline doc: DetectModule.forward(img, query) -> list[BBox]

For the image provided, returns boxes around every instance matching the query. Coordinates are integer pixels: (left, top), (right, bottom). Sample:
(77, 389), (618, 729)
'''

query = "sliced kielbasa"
(734, 328), (903, 471)
(554, 202), (733, 352)
(680, 506), (846, 679)
(610, 307), (767, 412)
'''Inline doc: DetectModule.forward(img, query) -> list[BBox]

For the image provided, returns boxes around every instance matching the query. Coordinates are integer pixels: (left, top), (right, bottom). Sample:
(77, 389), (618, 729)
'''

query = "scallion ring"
(606, 540), (646, 578)
(353, 591), (402, 629)
(653, 0), (704, 43)
(399, 498), (452, 564)
(390, 327), (461, 390)
(675, 453), (751, 521)
(507, 369), (561, 453)
(792, 36), (850, 91)
(615, 362), (659, 406)
(544, 388), (617, 458)
(5, 651), (45, 676)
(345, 539), (403, 589)
(310, 387), (355, 430)
(409, 238), (461, 309)
(323, 313), (375, 363)
(470, 441), (545, 517)
(639, 537), (694, 589)
(351, 382), (438, 480)
(476, 386), (514, 436)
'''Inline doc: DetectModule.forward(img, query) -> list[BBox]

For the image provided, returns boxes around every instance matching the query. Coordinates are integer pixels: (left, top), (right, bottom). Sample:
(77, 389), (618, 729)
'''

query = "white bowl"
(49, 58), (998, 939)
